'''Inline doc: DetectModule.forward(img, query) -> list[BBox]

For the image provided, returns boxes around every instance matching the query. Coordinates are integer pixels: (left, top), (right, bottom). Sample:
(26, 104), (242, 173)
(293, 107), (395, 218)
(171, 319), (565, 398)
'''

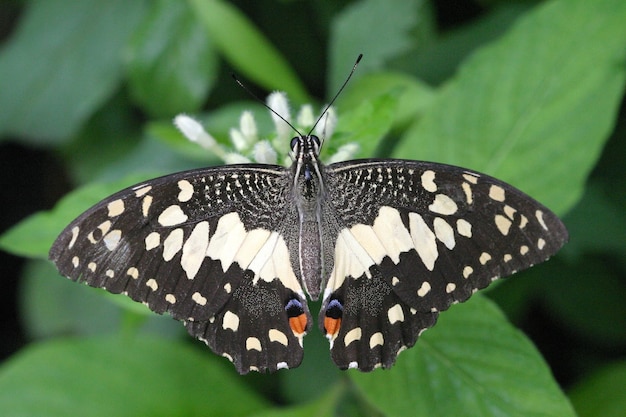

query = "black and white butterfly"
(49, 58), (568, 374)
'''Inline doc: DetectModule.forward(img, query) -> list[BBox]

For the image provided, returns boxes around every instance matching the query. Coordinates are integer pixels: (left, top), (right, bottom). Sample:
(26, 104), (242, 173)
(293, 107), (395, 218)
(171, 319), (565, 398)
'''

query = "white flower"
(240, 111), (258, 140)
(327, 143), (360, 164)
(314, 106), (337, 140)
(175, 93), (355, 166)
(296, 104), (315, 129)
(173, 114), (216, 149)
(253, 141), (277, 164)
(267, 92), (292, 139)
(224, 153), (251, 164)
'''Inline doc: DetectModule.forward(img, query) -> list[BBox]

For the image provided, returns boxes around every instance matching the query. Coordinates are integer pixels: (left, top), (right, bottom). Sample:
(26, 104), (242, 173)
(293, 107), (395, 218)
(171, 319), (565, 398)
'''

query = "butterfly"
(49, 56), (568, 374)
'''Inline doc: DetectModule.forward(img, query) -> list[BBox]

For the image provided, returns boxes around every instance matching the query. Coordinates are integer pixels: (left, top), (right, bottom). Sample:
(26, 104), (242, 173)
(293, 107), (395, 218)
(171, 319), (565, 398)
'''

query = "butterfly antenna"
(231, 73), (303, 137)
(308, 53), (363, 136)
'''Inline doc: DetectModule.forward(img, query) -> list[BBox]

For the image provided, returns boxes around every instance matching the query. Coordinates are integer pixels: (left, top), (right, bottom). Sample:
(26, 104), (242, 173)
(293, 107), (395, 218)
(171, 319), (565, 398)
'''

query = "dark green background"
(0, 0), (625, 416)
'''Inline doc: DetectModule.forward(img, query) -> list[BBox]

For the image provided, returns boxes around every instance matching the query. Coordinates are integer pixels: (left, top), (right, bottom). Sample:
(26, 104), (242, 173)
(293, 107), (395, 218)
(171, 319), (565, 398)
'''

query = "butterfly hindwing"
(49, 165), (312, 373)
(320, 160), (568, 370)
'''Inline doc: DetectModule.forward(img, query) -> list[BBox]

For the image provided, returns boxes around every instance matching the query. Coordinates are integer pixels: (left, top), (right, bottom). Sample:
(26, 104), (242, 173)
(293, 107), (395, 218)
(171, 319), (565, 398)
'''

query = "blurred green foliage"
(0, 0), (625, 416)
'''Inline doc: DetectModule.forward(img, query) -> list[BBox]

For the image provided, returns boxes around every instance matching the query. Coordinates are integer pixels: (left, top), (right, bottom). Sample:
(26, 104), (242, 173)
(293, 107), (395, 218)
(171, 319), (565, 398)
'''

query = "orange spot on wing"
(324, 317), (341, 337)
(289, 313), (308, 334)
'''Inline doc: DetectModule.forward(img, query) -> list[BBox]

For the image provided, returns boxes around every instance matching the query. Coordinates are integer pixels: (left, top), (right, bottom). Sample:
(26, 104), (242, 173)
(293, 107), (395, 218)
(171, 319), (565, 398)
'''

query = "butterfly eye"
(310, 135), (321, 147)
(290, 137), (300, 151)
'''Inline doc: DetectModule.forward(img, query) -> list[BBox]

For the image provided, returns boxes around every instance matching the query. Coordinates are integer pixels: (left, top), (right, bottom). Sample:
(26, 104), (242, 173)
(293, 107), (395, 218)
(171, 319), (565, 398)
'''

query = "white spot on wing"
(69, 227), (79, 249)
(158, 205), (188, 226)
(504, 205), (516, 220)
(417, 281), (431, 297)
(163, 228), (184, 261)
(269, 329), (289, 346)
(107, 199), (125, 217)
(234, 229), (272, 270)
(246, 337), (262, 351)
(103, 230), (122, 250)
(429, 194), (458, 215)
(489, 185), (506, 202)
(456, 219), (472, 238)
(192, 292), (207, 306)
(344, 327), (362, 346)
(177, 180), (194, 202)
(536, 210), (548, 230)
(463, 173), (479, 184)
(519, 215), (529, 229)
(134, 185), (152, 197)
(89, 221), (111, 243)
(446, 283), (456, 293)
(223, 311), (239, 331)
(463, 266), (473, 278)
(142, 195), (152, 217)
(146, 278), (158, 291)
(520, 245), (529, 255)
(369, 332), (384, 348)
(495, 214), (512, 235)
(479, 252), (492, 265)
(349, 224), (387, 263)
(409, 213), (438, 271)
(387, 304), (405, 324)
(181, 221), (209, 279)
(333, 228), (376, 281)
(165, 294), (176, 304)
(371, 207), (414, 263)
(421, 170), (437, 192)
(434, 218), (455, 249)
(538, 238), (546, 250)
(72, 256), (79, 267)
(207, 212), (248, 272)
(462, 182), (473, 204)
(127, 267), (139, 279)
(145, 232), (160, 250)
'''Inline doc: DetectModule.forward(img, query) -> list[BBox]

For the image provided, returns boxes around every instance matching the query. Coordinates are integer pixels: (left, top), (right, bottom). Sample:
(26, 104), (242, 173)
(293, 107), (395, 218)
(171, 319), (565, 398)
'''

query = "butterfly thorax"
(291, 135), (325, 300)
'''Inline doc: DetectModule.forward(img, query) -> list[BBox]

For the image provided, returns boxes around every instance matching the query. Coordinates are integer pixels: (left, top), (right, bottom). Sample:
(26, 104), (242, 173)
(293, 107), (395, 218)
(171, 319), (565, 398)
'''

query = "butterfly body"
(50, 134), (567, 374)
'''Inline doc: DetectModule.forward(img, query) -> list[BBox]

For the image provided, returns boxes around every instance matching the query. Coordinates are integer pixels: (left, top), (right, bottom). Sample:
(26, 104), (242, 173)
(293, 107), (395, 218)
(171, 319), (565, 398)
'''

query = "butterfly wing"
(320, 159), (568, 371)
(49, 165), (312, 374)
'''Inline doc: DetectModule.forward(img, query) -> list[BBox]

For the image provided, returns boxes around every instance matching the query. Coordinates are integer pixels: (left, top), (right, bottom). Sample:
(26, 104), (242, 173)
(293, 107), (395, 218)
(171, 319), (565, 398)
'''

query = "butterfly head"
(291, 134), (322, 182)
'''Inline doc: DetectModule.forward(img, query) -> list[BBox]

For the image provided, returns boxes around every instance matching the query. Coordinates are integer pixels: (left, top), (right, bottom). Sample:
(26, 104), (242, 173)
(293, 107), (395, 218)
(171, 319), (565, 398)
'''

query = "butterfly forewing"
(319, 160), (568, 370)
(49, 165), (313, 373)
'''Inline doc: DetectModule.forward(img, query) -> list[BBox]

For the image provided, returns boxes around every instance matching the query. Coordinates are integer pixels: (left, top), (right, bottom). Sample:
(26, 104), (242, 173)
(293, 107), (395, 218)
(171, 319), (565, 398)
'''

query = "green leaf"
(350, 296), (576, 417)
(0, 336), (269, 417)
(0, 174), (155, 258)
(561, 181), (626, 256)
(248, 385), (343, 417)
(0, 0), (147, 143)
(332, 91), (399, 159)
(338, 72), (435, 132)
(392, 3), (531, 85)
(147, 101), (274, 161)
(189, 0), (309, 104)
(126, 0), (218, 117)
(328, 0), (433, 95)
(20, 260), (181, 340)
(60, 93), (142, 184)
(569, 361), (626, 417)
(397, 0), (626, 214)
(540, 257), (626, 345)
